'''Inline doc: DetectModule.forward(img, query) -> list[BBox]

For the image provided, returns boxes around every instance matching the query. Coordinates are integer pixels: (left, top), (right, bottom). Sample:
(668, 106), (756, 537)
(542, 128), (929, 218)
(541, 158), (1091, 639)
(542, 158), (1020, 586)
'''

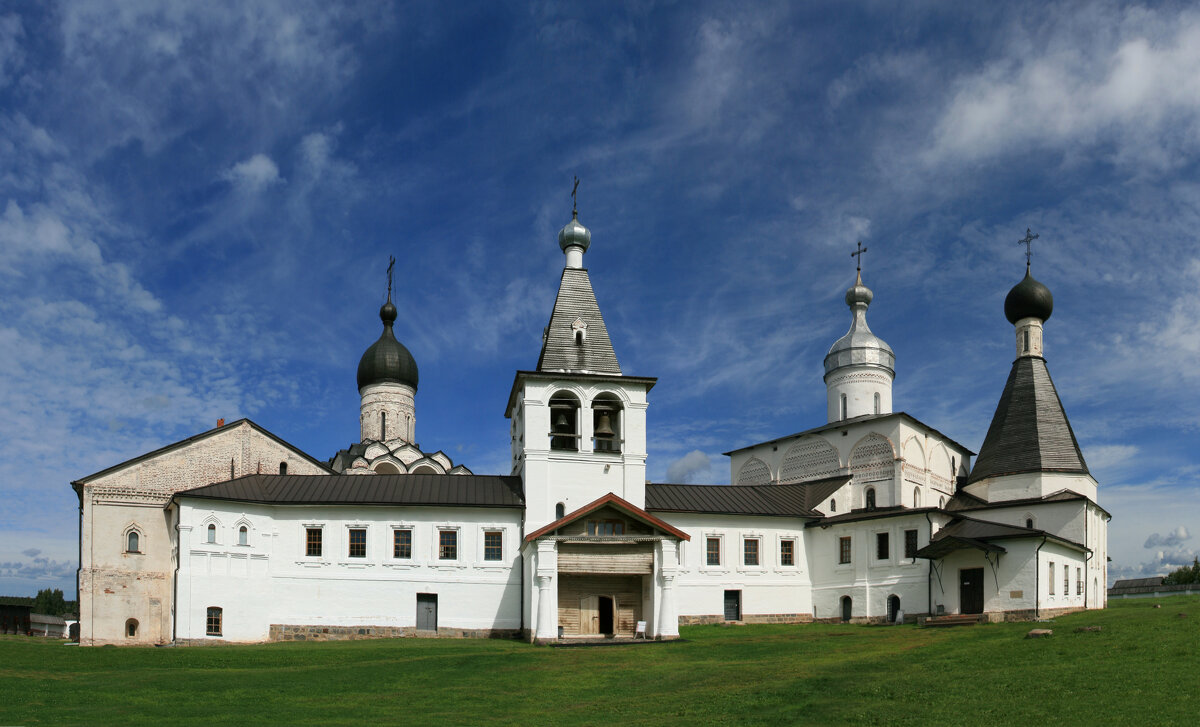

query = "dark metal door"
(416, 593), (438, 631)
(841, 596), (852, 622)
(723, 590), (741, 621)
(960, 568), (984, 614)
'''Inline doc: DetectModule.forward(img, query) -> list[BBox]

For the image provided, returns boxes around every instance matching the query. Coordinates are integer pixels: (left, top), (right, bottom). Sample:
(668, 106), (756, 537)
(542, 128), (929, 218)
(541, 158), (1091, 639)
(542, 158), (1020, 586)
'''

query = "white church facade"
(72, 209), (1108, 645)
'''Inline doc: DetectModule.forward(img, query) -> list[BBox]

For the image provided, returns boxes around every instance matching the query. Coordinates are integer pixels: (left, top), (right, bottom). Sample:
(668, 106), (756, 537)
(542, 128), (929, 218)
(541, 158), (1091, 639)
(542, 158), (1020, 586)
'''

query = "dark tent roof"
(645, 476), (848, 518)
(174, 473), (524, 508)
(968, 356), (1088, 484)
(536, 268), (621, 374)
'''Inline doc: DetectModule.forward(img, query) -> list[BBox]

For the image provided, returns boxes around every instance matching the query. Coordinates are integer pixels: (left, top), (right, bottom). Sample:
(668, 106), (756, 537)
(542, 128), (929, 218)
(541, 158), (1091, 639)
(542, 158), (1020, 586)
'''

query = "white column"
(534, 540), (558, 641)
(656, 540), (680, 639)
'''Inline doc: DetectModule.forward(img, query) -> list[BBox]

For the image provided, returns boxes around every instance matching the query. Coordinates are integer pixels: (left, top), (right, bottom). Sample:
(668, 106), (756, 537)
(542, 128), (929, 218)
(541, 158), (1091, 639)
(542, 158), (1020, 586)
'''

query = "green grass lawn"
(3, 597), (1198, 726)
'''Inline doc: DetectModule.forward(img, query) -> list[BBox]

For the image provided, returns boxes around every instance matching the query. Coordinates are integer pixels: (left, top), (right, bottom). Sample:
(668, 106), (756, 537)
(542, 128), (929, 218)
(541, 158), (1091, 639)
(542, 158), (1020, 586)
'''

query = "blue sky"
(1, 1), (1198, 597)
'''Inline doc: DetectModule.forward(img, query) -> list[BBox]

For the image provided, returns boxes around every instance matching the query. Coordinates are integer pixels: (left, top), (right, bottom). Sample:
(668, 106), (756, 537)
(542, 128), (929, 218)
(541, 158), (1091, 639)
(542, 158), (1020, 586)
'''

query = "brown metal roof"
(721, 411), (975, 457)
(914, 515), (1088, 559)
(645, 476), (848, 518)
(174, 473), (524, 508)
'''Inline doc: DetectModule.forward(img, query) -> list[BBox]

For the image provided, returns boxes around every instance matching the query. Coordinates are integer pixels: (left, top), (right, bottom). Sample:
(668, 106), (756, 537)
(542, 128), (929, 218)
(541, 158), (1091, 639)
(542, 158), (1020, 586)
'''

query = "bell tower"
(506, 194), (655, 532)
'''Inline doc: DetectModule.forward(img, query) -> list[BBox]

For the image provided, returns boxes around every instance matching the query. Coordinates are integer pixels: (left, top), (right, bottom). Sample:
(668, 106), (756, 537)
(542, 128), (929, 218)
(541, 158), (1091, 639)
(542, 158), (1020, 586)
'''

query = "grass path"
(3, 596), (1199, 725)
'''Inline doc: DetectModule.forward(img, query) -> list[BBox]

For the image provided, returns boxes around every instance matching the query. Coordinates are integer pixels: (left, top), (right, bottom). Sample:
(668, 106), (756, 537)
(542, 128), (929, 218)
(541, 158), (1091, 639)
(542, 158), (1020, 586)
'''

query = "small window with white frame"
(348, 527), (367, 558)
(206, 607), (222, 636)
(779, 538), (796, 567)
(206, 523), (217, 544)
(1049, 562), (1055, 595)
(305, 525), (323, 557)
(438, 529), (458, 561)
(483, 530), (503, 561)
(705, 536), (722, 567)
(838, 536), (852, 564)
(125, 528), (141, 554)
(393, 527), (413, 559)
(743, 537), (760, 567)
(237, 524), (249, 546)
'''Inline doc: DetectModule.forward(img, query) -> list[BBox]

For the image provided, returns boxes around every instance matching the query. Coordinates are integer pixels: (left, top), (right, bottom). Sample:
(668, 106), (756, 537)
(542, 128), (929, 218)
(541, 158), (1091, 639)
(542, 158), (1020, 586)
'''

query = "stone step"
(923, 614), (986, 627)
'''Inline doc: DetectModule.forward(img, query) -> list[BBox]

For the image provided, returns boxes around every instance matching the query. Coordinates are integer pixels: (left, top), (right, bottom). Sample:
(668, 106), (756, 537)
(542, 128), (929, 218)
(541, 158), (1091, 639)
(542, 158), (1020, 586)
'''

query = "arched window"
(1023, 329), (1030, 353)
(887, 595), (901, 623)
(126, 619), (138, 638)
(874, 392), (881, 415)
(549, 391), (580, 451)
(556, 502), (566, 520)
(1024, 513), (1036, 530)
(207, 524), (216, 544)
(829, 499), (837, 513)
(381, 411), (387, 440)
(592, 393), (622, 453)
(913, 488), (921, 508)
(126, 530), (140, 553)
(279, 461), (287, 475)
(840, 596), (852, 622)
(238, 526), (248, 546)
(865, 488), (876, 510)
(840, 394), (848, 420)
(938, 496), (945, 508)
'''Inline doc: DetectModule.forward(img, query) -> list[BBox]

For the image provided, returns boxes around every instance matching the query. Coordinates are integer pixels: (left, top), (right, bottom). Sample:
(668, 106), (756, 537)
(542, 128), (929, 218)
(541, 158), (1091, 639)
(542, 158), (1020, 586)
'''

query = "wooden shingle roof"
(536, 268), (621, 374)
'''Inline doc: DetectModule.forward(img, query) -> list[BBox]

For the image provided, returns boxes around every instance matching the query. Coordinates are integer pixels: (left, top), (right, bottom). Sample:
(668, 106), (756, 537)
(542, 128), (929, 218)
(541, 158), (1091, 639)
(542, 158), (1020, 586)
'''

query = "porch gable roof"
(525, 492), (691, 542)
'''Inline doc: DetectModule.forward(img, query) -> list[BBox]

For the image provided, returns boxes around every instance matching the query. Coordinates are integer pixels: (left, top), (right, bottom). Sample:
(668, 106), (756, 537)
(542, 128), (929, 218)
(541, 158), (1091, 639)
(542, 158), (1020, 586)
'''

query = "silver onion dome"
(823, 271), (895, 379)
(557, 212), (591, 252)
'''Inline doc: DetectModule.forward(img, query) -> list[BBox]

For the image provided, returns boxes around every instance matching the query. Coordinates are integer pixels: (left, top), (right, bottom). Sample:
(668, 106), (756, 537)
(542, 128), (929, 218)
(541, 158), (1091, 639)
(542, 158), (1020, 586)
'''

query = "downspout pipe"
(1034, 535), (1047, 619)
(1083, 507), (1092, 608)
(925, 511), (934, 617)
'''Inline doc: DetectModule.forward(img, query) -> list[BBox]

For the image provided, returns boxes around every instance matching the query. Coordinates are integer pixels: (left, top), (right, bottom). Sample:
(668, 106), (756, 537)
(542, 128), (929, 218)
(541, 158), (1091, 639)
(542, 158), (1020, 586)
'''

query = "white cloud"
(666, 449), (713, 483)
(223, 154), (282, 192)
(925, 8), (1200, 173)
(1145, 526), (1191, 549)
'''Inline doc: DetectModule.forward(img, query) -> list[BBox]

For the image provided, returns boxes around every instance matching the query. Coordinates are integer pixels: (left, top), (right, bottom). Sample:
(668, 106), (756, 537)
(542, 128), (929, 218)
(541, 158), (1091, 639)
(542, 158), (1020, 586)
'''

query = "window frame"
(1049, 561), (1055, 595)
(838, 536), (852, 565)
(206, 523), (217, 544)
(482, 529), (504, 562)
(875, 531), (890, 561)
(586, 519), (625, 536)
(206, 607), (222, 637)
(305, 525), (324, 558)
(392, 527), (413, 560)
(347, 526), (368, 559)
(904, 529), (918, 560)
(125, 529), (141, 554)
(779, 538), (796, 567)
(437, 528), (459, 561)
(705, 536), (722, 567)
(1076, 567), (1083, 596)
(742, 537), (760, 567)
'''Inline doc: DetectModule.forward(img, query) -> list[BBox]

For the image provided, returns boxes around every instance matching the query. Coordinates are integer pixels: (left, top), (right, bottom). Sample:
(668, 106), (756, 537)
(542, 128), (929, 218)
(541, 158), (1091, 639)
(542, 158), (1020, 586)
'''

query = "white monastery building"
(72, 209), (1109, 645)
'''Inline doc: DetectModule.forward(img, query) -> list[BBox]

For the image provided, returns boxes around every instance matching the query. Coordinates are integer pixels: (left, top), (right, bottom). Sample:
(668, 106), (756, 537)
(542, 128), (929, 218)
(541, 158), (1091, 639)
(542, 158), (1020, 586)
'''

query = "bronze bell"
(594, 411), (614, 438)
(554, 411), (571, 432)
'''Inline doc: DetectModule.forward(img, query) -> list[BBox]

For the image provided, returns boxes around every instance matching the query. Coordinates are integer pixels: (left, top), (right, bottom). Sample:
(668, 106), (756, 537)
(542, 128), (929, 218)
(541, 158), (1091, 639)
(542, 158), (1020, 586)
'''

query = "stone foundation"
(679, 613), (813, 626)
(268, 624), (521, 642)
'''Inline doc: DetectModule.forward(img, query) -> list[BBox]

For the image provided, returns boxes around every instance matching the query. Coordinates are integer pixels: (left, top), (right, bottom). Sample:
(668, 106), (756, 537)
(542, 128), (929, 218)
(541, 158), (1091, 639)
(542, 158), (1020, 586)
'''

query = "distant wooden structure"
(0, 604), (31, 635)
(1108, 577), (1200, 600)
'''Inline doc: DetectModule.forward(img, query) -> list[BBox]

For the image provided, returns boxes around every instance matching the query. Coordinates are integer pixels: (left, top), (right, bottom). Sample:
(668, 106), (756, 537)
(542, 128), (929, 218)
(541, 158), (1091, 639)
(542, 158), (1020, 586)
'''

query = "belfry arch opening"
(550, 392), (581, 451)
(592, 393), (622, 453)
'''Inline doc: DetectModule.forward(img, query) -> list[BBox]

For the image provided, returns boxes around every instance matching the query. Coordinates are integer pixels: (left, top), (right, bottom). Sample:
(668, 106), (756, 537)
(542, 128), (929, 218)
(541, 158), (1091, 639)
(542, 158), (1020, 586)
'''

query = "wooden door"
(580, 596), (599, 635)
(959, 568), (984, 614)
(723, 590), (741, 621)
(417, 593), (438, 631)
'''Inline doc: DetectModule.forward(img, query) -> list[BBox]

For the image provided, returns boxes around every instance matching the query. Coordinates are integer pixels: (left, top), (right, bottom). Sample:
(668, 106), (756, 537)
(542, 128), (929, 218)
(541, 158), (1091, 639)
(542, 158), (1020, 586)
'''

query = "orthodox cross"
(1018, 228), (1039, 269)
(386, 255), (395, 301)
(571, 176), (580, 216)
(851, 241), (868, 273)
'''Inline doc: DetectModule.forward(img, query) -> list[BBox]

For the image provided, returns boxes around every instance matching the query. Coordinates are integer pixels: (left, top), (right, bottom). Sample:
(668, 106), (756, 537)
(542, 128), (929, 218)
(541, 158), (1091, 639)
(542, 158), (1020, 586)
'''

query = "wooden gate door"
(579, 596), (599, 634)
(723, 590), (741, 621)
(959, 568), (984, 614)
(416, 593), (438, 631)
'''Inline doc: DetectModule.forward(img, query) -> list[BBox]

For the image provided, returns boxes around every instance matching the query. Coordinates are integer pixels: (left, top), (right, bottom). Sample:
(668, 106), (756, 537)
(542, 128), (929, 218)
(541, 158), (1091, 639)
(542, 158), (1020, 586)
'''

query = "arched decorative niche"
(374, 461), (402, 475)
(736, 458), (771, 486)
(850, 433), (895, 484)
(125, 618), (138, 638)
(779, 437), (841, 483)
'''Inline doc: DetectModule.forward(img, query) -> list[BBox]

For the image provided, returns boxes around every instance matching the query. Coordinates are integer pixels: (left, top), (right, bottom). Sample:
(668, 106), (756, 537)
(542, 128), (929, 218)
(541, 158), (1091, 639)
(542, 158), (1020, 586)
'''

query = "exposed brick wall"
(679, 613), (814, 626)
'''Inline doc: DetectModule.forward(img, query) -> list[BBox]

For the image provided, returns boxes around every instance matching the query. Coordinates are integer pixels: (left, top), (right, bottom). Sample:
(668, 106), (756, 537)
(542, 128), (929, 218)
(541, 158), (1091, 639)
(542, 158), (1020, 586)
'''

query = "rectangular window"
(1076, 567), (1083, 596)
(306, 528), (322, 557)
(706, 537), (721, 566)
(743, 538), (759, 566)
(393, 529), (412, 559)
(839, 536), (852, 564)
(1049, 562), (1055, 595)
(439, 530), (457, 560)
(206, 607), (222, 636)
(1064, 566), (1070, 597)
(348, 528), (366, 558)
(586, 519), (625, 536)
(484, 531), (503, 561)
(876, 532), (890, 560)
(780, 539), (795, 567)
(904, 529), (918, 559)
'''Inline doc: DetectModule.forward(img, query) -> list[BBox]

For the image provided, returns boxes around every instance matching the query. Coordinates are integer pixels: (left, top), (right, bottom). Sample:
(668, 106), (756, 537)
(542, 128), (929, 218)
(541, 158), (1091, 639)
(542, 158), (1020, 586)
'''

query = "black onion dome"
(356, 301), (419, 391)
(1004, 269), (1054, 324)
